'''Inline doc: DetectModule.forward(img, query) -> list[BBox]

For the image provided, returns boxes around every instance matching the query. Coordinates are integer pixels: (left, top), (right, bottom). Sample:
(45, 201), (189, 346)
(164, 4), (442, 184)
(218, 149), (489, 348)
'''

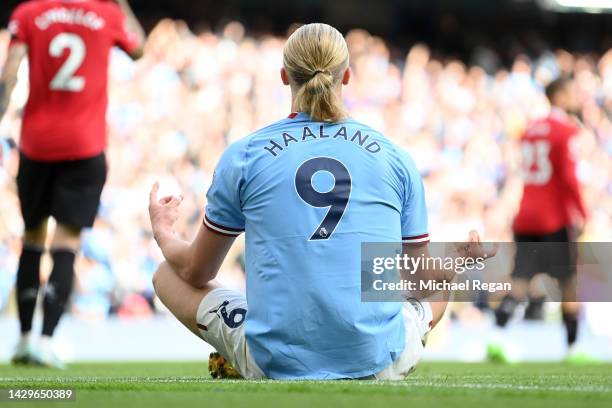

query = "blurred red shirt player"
(0, 0), (145, 368)
(488, 77), (587, 363)
(6, 0), (144, 160)
(514, 77), (587, 237)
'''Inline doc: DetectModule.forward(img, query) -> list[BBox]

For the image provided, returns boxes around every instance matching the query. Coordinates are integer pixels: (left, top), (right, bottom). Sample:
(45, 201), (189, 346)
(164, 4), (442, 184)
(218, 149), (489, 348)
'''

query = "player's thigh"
(51, 153), (107, 229)
(16, 152), (54, 232)
(512, 234), (540, 283)
(545, 228), (576, 287)
(152, 261), (219, 336)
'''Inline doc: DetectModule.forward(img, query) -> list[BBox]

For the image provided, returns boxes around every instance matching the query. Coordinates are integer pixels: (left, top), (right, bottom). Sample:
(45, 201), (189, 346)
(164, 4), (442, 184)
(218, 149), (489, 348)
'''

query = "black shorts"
(512, 227), (576, 282)
(17, 152), (107, 230)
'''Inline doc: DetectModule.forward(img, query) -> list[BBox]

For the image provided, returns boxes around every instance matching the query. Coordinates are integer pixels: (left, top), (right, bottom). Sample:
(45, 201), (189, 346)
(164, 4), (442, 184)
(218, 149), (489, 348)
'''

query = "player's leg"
(16, 222), (48, 335)
(494, 277), (529, 327)
(493, 235), (536, 328)
(546, 227), (587, 361)
(376, 297), (436, 380)
(41, 224), (81, 340)
(152, 261), (219, 336)
(487, 236), (537, 363)
(153, 262), (264, 379)
(524, 284), (547, 321)
(558, 276), (592, 363)
(13, 153), (53, 365)
(13, 222), (48, 365)
(152, 263), (236, 379)
(560, 275), (579, 351)
(34, 154), (107, 368)
(553, 234), (585, 361)
(33, 224), (81, 369)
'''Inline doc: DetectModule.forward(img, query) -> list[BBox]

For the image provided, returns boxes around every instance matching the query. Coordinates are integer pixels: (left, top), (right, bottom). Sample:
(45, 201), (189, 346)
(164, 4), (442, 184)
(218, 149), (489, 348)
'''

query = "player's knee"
(152, 268), (160, 294)
(561, 301), (579, 316)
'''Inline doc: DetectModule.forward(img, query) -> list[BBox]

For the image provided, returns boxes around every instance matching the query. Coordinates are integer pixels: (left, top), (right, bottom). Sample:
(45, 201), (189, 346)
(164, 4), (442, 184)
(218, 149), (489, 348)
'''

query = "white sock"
(39, 335), (54, 354)
(18, 332), (31, 348)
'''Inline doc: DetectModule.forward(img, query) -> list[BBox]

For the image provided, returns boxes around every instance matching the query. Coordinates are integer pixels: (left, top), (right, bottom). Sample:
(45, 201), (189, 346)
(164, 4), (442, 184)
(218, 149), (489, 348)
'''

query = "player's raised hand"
(456, 230), (498, 260)
(148, 182), (183, 242)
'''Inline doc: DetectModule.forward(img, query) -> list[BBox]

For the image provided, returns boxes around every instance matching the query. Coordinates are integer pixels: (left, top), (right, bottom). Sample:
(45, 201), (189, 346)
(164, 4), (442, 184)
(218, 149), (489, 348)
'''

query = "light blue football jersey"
(204, 112), (428, 379)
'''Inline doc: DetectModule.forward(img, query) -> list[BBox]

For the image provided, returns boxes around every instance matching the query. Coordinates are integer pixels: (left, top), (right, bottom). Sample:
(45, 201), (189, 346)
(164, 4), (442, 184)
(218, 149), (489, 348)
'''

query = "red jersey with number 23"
(8, 0), (139, 161)
(513, 109), (587, 235)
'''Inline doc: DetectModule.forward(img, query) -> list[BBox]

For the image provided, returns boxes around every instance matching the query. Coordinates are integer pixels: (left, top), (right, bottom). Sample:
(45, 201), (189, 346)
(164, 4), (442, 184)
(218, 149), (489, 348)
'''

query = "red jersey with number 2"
(8, 0), (139, 161)
(513, 109), (587, 235)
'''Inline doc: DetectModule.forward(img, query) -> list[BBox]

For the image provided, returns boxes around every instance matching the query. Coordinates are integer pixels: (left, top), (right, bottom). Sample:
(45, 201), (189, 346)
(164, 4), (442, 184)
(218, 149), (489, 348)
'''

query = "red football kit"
(513, 108), (587, 235)
(8, 0), (139, 161)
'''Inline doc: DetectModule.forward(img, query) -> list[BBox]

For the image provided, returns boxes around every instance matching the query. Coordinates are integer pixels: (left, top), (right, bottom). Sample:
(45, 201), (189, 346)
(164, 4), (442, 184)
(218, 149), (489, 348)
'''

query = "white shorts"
(196, 288), (433, 380)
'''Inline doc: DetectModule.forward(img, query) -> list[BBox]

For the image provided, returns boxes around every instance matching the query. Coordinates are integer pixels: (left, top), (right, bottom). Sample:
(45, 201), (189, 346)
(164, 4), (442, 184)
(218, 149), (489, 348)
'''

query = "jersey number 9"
(295, 157), (351, 241)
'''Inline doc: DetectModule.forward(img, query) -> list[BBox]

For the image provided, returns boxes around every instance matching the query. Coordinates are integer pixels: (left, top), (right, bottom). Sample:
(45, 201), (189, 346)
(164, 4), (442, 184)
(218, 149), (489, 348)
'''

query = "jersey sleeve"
(397, 150), (429, 244)
(204, 142), (247, 236)
(8, 4), (29, 47)
(107, 4), (140, 54)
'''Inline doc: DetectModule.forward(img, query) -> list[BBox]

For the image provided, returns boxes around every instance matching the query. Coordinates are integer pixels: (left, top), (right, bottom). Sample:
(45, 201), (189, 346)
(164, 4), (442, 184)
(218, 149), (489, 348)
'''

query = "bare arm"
(149, 183), (236, 288)
(114, 0), (145, 60)
(0, 43), (26, 120)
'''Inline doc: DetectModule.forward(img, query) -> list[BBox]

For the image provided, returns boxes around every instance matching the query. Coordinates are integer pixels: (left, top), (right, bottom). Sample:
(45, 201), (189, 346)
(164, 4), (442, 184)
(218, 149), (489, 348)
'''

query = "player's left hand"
(148, 182), (183, 243)
(452, 230), (498, 261)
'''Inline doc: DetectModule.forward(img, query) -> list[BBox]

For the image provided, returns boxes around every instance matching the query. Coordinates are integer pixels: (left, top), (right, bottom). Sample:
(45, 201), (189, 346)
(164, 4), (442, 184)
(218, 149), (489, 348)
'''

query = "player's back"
(514, 110), (581, 234)
(9, 0), (138, 160)
(205, 112), (428, 379)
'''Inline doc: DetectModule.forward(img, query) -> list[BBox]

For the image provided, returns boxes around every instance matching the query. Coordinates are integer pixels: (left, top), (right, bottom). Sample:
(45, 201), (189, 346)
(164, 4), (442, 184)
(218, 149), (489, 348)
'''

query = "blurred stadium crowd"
(0, 19), (611, 320)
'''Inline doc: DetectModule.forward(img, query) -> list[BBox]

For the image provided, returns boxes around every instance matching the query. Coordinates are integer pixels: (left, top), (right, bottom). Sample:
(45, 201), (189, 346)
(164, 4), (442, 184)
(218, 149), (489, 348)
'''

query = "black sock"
(16, 245), (44, 334)
(562, 311), (578, 347)
(524, 296), (545, 320)
(42, 249), (76, 337)
(494, 295), (519, 327)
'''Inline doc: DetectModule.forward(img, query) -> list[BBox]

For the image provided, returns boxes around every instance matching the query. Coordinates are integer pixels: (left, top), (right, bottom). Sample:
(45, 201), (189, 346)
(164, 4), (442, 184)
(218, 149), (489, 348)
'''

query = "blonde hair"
(283, 23), (349, 122)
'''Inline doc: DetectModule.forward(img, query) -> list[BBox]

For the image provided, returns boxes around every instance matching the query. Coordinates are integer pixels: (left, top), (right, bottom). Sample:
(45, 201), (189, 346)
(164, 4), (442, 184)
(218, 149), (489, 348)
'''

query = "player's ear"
(341, 66), (351, 86)
(281, 67), (290, 86)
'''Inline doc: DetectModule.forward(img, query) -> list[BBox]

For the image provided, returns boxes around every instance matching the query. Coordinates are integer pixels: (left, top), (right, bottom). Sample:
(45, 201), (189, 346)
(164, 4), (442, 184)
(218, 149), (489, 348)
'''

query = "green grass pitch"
(0, 362), (610, 408)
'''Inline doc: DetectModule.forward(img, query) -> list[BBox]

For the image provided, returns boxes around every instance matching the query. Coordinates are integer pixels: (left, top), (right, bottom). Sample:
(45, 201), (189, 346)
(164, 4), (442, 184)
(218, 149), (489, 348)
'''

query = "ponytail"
(283, 24), (349, 122)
